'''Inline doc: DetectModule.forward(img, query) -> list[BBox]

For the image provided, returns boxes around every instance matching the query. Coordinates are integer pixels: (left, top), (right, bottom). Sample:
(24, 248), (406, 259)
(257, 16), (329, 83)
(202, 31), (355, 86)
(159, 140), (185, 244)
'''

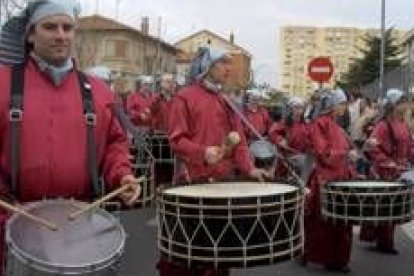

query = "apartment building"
(280, 26), (406, 97)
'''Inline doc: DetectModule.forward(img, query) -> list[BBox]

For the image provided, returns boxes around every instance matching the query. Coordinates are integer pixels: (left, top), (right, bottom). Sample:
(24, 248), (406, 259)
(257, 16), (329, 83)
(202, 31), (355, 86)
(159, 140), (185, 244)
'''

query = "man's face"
(292, 105), (304, 118)
(160, 74), (176, 94)
(208, 58), (231, 84)
(28, 15), (75, 66)
(333, 102), (347, 117)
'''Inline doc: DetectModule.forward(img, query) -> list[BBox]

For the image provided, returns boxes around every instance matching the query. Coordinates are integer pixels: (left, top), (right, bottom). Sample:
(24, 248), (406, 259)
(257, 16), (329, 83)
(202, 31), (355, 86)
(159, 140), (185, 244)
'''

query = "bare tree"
(74, 31), (100, 70)
(0, 0), (26, 25)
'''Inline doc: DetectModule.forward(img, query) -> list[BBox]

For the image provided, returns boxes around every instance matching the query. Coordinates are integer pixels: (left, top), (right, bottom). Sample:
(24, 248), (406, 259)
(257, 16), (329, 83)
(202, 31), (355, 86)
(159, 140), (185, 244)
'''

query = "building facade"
(174, 30), (252, 91)
(279, 26), (406, 97)
(76, 15), (179, 94)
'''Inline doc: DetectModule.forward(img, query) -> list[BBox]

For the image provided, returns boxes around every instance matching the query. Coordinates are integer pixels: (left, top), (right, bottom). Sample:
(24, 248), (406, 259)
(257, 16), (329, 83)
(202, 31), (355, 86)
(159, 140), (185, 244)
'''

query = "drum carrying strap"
(9, 63), (24, 196)
(9, 65), (102, 199)
(77, 72), (102, 199)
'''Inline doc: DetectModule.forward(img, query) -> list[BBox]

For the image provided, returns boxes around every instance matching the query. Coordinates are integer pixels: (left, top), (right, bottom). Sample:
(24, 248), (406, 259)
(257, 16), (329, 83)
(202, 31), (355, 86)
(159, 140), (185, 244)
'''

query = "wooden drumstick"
(0, 200), (58, 231)
(68, 176), (146, 220)
(221, 131), (241, 154)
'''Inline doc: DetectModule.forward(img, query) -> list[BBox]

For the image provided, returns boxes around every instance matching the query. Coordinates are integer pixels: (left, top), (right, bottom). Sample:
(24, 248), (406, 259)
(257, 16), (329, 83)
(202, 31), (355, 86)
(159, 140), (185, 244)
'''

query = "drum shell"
(129, 144), (155, 207)
(5, 199), (125, 275)
(157, 182), (303, 269)
(148, 132), (175, 164)
(321, 181), (414, 225)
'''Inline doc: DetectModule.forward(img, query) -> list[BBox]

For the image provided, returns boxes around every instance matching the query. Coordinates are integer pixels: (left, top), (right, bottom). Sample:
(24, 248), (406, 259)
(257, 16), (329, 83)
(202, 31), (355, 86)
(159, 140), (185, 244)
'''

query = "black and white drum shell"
(5, 199), (126, 275)
(321, 181), (414, 225)
(157, 182), (303, 269)
(148, 131), (175, 164)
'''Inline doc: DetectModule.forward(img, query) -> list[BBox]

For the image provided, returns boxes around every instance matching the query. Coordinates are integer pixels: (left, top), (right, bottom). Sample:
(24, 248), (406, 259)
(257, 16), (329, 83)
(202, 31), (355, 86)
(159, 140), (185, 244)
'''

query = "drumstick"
(0, 200), (58, 231)
(220, 131), (241, 154)
(219, 94), (305, 188)
(68, 176), (146, 220)
(379, 163), (408, 171)
(278, 143), (300, 154)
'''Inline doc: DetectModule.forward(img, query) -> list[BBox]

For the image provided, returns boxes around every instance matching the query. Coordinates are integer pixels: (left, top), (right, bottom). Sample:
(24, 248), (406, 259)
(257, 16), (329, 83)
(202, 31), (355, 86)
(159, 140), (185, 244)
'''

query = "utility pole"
(379, 0), (385, 99)
(0, 0), (3, 27)
(115, 0), (121, 20)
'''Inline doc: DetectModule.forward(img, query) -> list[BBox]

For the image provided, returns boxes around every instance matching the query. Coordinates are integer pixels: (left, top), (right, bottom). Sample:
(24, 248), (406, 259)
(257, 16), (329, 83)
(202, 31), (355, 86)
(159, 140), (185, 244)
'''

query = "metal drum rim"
(326, 180), (409, 188)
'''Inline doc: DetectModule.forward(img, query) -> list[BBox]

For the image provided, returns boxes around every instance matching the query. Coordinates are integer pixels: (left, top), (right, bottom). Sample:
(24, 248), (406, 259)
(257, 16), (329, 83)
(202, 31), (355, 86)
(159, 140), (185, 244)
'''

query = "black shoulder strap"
(77, 71), (102, 199)
(9, 64), (25, 197)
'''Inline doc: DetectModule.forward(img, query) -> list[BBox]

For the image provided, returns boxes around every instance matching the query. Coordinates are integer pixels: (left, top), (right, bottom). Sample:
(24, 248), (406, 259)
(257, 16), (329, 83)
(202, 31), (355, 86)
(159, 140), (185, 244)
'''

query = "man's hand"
(204, 146), (223, 165)
(348, 149), (358, 162)
(278, 139), (288, 149)
(365, 138), (379, 148)
(249, 168), (273, 182)
(139, 108), (151, 121)
(118, 175), (142, 206)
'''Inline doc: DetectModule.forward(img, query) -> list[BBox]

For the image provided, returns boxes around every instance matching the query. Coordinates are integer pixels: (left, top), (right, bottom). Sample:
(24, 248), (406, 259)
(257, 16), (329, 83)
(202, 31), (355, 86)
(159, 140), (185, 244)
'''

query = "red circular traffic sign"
(307, 57), (334, 83)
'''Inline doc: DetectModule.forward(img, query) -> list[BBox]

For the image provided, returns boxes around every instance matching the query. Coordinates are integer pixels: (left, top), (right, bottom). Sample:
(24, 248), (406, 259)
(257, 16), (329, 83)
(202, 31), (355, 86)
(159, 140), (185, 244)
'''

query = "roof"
(77, 15), (179, 52)
(402, 29), (414, 45)
(174, 29), (252, 57)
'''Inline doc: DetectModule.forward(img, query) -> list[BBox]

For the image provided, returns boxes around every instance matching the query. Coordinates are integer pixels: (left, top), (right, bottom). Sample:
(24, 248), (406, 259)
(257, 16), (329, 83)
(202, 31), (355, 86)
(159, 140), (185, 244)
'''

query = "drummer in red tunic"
(302, 88), (355, 273)
(126, 76), (156, 127)
(150, 73), (177, 133)
(243, 92), (272, 141)
(157, 46), (270, 276)
(360, 88), (412, 254)
(150, 73), (177, 185)
(269, 97), (310, 181)
(0, 1), (140, 275)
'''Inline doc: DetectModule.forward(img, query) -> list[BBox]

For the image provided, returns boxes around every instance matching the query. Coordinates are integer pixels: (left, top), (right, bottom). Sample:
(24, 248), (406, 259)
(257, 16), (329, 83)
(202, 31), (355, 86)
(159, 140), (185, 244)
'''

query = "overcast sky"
(79, 0), (414, 87)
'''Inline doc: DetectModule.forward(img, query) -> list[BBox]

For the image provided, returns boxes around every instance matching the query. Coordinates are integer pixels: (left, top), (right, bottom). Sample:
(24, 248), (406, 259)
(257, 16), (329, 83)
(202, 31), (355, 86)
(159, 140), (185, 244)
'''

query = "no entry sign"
(307, 57), (334, 83)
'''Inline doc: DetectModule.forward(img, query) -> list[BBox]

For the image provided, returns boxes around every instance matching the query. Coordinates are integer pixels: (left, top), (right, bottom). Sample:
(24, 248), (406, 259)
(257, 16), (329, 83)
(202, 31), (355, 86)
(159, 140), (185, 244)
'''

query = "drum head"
(249, 140), (277, 160)
(6, 199), (125, 272)
(329, 181), (403, 188)
(163, 182), (297, 198)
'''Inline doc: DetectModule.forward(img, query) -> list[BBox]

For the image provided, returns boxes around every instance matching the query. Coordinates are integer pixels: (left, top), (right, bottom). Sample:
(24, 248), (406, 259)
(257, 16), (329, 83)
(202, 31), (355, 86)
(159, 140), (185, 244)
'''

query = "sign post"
(307, 57), (334, 89)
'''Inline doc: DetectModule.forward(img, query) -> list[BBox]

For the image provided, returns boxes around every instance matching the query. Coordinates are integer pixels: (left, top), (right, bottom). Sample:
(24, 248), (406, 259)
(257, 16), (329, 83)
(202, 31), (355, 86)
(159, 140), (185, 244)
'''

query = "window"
(106, 39), (129, 58)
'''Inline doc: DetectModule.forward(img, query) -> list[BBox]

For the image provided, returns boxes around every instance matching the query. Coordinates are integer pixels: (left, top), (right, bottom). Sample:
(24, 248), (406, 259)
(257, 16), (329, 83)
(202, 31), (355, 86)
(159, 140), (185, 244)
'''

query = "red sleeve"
(268, 122), (285, 144)
(102, 104), (133, 191)
(126, 94), (150, 125)
(168, 97), (207, 166)
(368, 121), (393, 166)
(309, 119), (336, 168)
(233, 117), (255, 175)
(263, 109), (272, 134)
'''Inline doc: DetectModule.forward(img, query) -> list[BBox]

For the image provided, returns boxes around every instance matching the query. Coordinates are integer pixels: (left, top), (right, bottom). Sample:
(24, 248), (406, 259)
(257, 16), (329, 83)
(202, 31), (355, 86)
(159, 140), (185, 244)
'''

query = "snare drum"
(5, 199), (126, 275)
(157, 182), (303, 269)
(321, 181), (414, 225)
(249, 140), (277, 169)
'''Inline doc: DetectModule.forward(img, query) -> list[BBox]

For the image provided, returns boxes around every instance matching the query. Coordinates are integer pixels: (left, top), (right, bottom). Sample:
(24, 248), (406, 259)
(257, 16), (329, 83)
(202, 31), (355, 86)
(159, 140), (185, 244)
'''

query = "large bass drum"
(5, 199), (126, 275)
(157, 182), (303, 269)
(321, 181), (414, 225)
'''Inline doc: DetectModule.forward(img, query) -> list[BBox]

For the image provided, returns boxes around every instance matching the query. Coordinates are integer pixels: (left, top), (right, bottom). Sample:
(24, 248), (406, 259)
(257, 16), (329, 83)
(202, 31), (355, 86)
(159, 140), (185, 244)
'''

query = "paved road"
(118, 206), (414, 276)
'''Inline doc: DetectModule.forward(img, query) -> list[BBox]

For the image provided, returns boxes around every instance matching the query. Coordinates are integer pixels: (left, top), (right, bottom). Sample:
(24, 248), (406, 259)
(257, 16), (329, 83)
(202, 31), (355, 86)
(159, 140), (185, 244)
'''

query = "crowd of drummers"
(120, 49), (414, 274)
(0, 1), (413, 275)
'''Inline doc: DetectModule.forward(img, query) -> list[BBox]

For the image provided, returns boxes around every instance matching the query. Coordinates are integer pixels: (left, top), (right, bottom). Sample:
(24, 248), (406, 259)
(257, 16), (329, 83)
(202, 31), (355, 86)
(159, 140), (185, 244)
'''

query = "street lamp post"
(379, 0), (385, 99)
